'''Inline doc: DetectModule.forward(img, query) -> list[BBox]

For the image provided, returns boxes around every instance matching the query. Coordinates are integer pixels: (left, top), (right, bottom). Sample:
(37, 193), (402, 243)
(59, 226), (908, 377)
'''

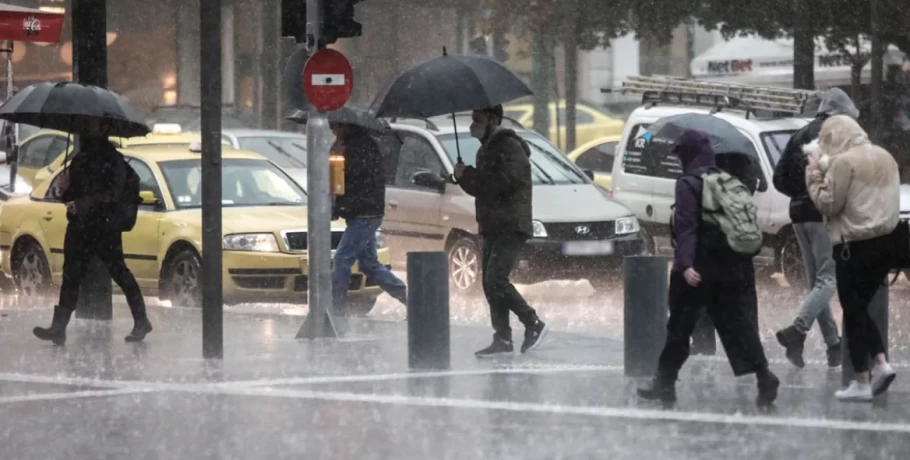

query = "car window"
(159, 158), (307, 208)
(375, 132), (403, 186)
(19, 136), (56, 168)
(557, 107), (596, 125)
(126, 158), (164, 207)
(237, 137), (307, 169)
(575, 141), (617, 173)
(760, 131), (796, 167)
(393, 133), (443, 190)
(46, 137), (70, 165)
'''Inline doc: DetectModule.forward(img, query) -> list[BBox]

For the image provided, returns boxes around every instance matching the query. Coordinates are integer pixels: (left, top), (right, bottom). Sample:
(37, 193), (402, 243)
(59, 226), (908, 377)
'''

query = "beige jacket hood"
(805, 115), (900, 244)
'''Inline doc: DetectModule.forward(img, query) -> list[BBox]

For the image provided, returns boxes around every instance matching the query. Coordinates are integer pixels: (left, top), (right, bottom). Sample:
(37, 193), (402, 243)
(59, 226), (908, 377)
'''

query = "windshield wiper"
(266, 140), (306, 167)
(530, 161), (555, 185)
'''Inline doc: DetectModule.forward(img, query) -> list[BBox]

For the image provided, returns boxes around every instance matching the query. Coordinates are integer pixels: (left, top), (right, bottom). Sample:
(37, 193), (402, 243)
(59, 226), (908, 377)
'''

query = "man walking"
(772, 88), (859, 368)
(330, 122), (407, 315)
(637, 130), (779, 407)
(33, 136), (152, 345)
(454, 105), (548, 357)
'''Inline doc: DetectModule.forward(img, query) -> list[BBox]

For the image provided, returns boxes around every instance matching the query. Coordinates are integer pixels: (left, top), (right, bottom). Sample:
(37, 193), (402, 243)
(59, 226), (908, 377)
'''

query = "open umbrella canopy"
(0, 3), (64, 43)
(645, 113), (759, 159)
(370, 50), (533, 119)
(287, 106), (389, 133)
(0, 82), (150, 138)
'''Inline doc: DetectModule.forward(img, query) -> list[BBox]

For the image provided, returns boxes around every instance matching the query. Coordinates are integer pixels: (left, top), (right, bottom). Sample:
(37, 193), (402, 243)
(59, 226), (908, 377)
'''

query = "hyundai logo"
(575, 225), (591, 235)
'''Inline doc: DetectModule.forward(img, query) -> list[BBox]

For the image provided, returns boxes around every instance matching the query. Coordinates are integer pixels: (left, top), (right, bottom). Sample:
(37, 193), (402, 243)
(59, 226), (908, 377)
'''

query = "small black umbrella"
(287, 106), (390, 133)
(0, 81), (150, 137)
(370, 48), (533, 162)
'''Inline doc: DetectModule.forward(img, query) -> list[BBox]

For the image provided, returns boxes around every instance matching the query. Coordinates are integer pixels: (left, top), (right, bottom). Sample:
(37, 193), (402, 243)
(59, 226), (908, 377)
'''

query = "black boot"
(756, 367), (780, 407)
(637, 373), (677, 403)
(33, 306), (72, 346)
(775, 326), (806, 368)
(125, 317), (153, 343)
(826, 339), (842, 368)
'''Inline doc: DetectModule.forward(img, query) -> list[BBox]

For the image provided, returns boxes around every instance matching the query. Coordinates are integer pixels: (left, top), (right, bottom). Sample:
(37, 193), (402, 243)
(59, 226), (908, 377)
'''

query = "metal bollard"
(407, 252), (450, 370)
(623, 255), (670, 377)
(842, 280), (889, 386)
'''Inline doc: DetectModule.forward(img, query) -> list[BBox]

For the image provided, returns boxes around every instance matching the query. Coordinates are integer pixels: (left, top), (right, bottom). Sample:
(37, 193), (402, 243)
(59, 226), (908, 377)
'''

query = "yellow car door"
(120, 158), (163, 288)
(32, 173), (70, 274)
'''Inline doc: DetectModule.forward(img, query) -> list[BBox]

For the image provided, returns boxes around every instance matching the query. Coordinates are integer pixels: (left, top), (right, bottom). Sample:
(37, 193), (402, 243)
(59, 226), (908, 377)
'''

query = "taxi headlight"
(532, 220), (548, 238)
(375, 230), (387, 249)
(615, 217), (640, 235)
(223, 233), (280, 252)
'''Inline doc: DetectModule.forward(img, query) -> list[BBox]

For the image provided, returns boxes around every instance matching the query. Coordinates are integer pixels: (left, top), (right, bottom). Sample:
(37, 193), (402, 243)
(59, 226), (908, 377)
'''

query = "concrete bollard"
(407, 252), (450, 370)
(842, 280), (889, 386)
(623, 255), (670, 377)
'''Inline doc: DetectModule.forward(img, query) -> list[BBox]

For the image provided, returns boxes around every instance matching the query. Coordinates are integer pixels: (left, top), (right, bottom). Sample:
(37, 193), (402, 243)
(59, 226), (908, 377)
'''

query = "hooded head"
(672, 129), (716, 173)
(817, 87), (860, 119)
(80, 136), (115, 155)
(804, 115), (870, 166)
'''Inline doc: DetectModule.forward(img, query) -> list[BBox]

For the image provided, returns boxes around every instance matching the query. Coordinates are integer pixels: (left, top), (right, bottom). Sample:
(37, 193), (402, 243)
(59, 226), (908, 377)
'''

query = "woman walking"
(806, 115), (900, 401)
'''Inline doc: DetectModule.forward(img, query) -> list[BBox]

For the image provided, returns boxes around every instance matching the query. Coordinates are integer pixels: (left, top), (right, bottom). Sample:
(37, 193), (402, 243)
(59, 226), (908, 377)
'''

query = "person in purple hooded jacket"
(637, 129), (780, 407)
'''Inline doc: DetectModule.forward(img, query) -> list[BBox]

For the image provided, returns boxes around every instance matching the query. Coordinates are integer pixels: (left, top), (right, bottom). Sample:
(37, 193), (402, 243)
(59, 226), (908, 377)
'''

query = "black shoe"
(637, 376), (677, 403)
(776, 326), (806, 369)
(756, 369), (780, 407)
(826, 339), (842, 368)
(521, 320), (549, 354)
(475, 336), (514, 358)
(125, 317), (153, 343)
(33, 306), (72, 346)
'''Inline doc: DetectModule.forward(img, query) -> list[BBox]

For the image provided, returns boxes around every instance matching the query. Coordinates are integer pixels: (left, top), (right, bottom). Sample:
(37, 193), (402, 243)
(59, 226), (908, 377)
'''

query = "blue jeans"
(331, 217), (407, 311)
(792, 222), (840, 347)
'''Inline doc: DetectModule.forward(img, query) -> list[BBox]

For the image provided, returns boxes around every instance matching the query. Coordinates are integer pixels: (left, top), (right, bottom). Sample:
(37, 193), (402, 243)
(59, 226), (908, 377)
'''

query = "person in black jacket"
(772, 88), (859, 369)
(330, 123), (407, 315)
(33, 136), (152, 345)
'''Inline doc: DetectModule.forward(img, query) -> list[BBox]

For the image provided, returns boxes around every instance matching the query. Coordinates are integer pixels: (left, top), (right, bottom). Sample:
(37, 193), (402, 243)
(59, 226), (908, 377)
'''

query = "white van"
(610, 104), (810, 285)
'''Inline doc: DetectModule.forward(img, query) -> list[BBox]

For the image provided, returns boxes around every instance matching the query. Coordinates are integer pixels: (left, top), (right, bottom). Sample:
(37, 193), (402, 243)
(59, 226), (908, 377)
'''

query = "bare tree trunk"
(870, 0), (885, 144)
(564, 17), (579, 152)
(792, 0), (815, 89)
(531, 27), (551, 137)
(851, 63), (863, 102)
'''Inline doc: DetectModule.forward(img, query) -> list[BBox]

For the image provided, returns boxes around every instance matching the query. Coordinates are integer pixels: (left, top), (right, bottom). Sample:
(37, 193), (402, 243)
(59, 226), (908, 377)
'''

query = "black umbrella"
(370, 48), (533, 162)
(0, 81), (150, 138)
(287, 106), (389, 133)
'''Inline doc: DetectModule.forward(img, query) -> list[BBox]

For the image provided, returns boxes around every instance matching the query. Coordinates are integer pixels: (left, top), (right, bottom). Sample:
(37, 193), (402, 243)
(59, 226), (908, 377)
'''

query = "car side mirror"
(756, 176), (768, 193)
(139, 190), (160, 206)
(583, 168), (595, 180)
(412, 170), (446, 192)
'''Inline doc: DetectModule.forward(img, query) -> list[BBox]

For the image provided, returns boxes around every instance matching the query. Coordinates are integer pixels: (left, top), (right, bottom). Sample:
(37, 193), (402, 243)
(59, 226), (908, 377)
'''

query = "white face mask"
(470, 122), (487, 140)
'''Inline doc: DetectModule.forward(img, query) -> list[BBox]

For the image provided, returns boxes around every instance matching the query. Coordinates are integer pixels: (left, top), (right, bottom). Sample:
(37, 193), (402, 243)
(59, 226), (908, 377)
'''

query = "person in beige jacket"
(805, 114), (900, 402)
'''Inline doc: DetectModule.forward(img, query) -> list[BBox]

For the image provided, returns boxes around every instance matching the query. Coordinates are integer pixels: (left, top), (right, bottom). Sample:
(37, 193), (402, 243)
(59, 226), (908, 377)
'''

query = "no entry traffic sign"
(303, 48), (353, 112)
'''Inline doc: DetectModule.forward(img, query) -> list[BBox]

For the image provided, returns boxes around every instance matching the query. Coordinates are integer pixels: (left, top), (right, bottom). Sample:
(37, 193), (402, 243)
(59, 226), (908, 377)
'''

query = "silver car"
(221, 129), (308, 188)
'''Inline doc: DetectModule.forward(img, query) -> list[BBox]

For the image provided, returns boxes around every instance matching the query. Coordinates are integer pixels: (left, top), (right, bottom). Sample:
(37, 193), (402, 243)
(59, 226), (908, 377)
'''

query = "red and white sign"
(302, 48), (353, 112)
(0, 3), (64, 44)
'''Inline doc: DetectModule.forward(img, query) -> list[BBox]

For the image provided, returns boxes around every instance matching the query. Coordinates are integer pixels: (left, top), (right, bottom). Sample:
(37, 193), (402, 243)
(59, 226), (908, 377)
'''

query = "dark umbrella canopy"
(646, 113), (759, 159)
(0, 82), (150, 137)
(370, 50), (533, 118)
(287, 106), (389, 133)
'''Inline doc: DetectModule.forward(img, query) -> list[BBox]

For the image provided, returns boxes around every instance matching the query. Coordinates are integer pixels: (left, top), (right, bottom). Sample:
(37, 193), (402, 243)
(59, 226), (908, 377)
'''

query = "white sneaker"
(871, 362), (897, 396)
(835, 381), (873, 402)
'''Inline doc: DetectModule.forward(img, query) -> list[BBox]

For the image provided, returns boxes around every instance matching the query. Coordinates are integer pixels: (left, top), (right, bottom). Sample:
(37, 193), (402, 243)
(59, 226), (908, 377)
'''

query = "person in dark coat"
(637, 130), (779, 407)
(772, 88), (859, 369)
(453, 105), (548, 357)
(33, 136), (151, 345)
(330, 123), (407, 314)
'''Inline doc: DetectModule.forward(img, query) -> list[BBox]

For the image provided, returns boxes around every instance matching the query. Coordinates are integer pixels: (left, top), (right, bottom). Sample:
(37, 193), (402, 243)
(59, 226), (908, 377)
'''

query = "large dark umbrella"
(370, 48), (533, 162)
(0, 81), (150, 138)
(287, 106), (389, 133)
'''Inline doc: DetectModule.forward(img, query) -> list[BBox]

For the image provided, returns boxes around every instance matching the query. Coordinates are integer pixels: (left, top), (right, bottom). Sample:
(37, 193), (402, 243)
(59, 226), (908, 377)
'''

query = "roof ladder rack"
(613, 76), (817, 115)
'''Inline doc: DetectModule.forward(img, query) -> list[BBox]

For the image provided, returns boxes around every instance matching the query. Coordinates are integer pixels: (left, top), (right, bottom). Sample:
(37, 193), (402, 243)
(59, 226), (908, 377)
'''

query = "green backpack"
(699, 171), (762, 255)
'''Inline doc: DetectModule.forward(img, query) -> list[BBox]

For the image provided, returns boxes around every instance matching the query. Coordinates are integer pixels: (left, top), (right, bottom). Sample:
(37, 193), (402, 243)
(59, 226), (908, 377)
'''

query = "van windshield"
(760, 131), (796, 167)
(437, 132), (589, 185)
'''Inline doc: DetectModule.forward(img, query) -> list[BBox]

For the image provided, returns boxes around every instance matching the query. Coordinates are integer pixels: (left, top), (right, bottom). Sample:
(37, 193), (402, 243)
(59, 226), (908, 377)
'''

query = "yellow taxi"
(15, 124), (233, 186)
(566, 135), (622, 191)
(503, 101), (625, 151)
(0, 142), (387, 315)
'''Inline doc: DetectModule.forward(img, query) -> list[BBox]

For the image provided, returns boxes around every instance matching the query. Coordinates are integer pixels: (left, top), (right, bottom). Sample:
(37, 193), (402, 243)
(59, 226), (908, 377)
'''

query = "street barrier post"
(624, 256), (669, 377)
(407, 252), (450, 370)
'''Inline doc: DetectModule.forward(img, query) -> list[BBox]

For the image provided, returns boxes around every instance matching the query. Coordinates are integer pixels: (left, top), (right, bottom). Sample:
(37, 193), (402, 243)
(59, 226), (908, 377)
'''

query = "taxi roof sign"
(153, 123), (183, 135)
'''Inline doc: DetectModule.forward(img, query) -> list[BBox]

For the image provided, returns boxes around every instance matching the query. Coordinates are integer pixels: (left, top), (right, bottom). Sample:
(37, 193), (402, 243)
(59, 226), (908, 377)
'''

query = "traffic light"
(281, 0), (364, 45)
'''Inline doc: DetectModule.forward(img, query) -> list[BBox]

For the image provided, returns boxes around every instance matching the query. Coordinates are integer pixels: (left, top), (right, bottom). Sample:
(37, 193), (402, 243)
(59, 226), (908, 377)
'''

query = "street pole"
(296, 0), (338, 339)
(869, 0), (885, 144)
(200, 0), (224, 358)
(72, 0), (113, 321)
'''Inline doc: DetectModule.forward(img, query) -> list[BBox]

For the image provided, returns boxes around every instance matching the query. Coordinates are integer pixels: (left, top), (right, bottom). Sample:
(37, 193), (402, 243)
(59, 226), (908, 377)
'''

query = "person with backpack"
(637, 129), (779, 407)
(805, 115), (899, 401)
(33, 136), (151, 345)
(772, 88), (859, 369)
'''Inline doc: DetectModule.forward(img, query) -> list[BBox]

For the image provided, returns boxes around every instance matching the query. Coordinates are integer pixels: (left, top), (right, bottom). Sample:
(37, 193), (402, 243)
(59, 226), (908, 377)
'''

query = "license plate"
(562, 240), (614, 256)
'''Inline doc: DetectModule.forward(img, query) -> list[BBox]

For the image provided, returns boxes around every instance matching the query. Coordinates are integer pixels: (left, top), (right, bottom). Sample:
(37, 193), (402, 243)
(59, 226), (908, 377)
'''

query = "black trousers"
(58, 225), (147, 321)
(657, 269), (768, 380)
(834, 236), (891, 373)
(481, 233), (538, 342)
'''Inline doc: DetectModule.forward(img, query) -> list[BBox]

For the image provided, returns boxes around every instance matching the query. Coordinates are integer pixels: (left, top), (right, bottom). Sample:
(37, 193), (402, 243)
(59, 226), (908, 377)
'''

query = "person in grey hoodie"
(772, 88), (859, 369)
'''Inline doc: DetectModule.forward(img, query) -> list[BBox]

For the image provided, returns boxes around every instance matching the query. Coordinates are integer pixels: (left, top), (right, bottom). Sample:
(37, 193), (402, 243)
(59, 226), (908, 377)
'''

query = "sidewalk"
(0, 306), (908, 459)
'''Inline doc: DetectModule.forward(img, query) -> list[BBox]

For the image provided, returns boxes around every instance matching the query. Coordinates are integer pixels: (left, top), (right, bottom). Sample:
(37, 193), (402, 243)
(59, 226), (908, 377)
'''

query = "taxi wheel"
(448, 236), (482, 296)
(347, 295), (378, 317)
(13, 242), (52, 299)
(165, 250), (203, 308)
